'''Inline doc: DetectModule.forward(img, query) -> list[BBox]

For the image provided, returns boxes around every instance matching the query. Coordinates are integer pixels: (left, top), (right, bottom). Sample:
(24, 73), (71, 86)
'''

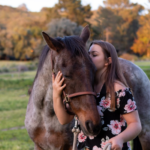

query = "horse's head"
(42, 26), (101, 136)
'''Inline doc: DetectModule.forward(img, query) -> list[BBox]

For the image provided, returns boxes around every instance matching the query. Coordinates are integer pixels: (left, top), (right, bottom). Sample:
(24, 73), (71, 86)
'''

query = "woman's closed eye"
(64, 75), (71, 78)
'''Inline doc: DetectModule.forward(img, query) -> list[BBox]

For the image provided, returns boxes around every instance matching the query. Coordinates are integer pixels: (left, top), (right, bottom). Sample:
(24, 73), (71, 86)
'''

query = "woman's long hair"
(90, 40), (128, 110)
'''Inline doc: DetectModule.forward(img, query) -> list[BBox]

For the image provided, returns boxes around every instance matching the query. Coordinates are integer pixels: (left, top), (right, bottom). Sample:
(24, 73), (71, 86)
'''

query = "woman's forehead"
(89, 44), (103, 52)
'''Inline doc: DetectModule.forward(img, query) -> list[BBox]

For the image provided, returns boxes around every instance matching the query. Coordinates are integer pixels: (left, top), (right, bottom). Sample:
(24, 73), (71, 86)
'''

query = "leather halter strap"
(50, 50), (96, 104)
(63, 91), (96, 104)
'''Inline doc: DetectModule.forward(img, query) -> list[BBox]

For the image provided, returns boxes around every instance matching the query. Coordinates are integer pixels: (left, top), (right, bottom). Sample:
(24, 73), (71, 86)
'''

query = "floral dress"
(77, 83), (137, 150)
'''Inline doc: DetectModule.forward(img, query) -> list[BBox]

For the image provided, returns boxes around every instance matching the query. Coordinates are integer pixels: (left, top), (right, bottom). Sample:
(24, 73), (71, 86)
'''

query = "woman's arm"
(108, 110), (142, 149)
(52, 71), (74, 125)
(117, 110), (142, 143)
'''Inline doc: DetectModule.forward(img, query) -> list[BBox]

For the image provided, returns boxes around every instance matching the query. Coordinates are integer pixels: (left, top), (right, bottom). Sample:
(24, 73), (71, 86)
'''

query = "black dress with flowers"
(77, 83), (137, 150)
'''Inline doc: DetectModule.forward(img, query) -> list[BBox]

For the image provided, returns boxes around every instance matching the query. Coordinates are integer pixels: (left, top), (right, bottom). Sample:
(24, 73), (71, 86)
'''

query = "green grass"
(0, 71), (36, 80)
(134, 60), (150, 66)
(0, 61), (31, 67)
(0, 71), (35, 150)
(0, 130), (34, 150)
(0, 109), (26, 130)
(134, 60), (150, 79)
(0, 60), (37, 73)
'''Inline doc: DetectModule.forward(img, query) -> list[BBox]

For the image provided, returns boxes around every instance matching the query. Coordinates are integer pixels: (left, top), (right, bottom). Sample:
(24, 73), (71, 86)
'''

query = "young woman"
(52, 40), (142, 150)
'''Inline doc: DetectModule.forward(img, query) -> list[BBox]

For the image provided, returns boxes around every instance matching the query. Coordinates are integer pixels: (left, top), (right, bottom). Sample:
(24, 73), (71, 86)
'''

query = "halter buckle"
(52, 69), (55, 74)
(65, 94), (70, 103)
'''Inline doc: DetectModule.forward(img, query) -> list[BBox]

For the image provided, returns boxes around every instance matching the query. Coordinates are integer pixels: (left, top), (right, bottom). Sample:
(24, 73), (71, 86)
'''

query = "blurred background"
(0, 0), (150, 149)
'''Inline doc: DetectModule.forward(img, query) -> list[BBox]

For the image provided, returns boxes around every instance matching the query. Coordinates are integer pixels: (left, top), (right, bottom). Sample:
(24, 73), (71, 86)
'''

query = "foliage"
(119, 53), (139, 61)
(103, 0), (130, 8)
(131, 14), (150, 57)
(0, 5), (45, 60)
(47, 18), (83, 37)
(90, 0), (144, 55)
(44, 0), (92, 26)
(0, 0), (150, 60)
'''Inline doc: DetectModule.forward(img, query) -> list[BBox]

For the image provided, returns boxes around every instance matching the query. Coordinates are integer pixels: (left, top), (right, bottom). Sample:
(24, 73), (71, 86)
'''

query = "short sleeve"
(117, 88), (137, 115)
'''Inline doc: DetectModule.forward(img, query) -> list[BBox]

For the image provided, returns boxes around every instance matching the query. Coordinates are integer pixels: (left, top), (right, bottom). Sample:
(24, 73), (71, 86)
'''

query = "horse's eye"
(64, 75), (71, 78)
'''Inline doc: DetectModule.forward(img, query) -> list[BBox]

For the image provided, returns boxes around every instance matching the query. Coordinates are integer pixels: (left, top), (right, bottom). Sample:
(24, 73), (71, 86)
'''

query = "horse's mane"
(32, 35), (91, 85)
(33, 45), (49, 84)
(56, 35), (90, 59)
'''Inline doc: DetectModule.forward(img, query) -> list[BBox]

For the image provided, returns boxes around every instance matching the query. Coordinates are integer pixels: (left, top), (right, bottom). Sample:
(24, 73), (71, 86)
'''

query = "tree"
(47, 18), (82, 37)
(44, 0), (92, 26)
(11, 27), (42, 60)
(41, 7), (61, 23)
(103, 0), (130, 8)
(131, 14), (150, 57)
(90, 0), (144, 54)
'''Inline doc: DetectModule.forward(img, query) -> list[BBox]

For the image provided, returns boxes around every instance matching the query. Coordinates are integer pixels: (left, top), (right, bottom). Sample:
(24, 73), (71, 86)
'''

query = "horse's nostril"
(85, 121), (93, 133)
(85, 121), (102, 135)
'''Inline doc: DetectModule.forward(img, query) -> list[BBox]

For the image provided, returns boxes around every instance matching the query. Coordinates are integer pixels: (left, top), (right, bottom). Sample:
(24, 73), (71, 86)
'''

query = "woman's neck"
(94, 68), (107, 93)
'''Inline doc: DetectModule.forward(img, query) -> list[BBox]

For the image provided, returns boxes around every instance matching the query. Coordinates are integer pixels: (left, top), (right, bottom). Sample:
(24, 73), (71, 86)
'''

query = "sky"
(0, 0), (149, 12)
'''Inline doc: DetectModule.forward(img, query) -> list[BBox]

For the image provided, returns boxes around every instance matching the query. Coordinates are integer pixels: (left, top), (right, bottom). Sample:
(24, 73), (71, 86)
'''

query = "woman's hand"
(52, 71), (66, 99)
(108, 136), (123, 150)
(52, 71), (74, 125)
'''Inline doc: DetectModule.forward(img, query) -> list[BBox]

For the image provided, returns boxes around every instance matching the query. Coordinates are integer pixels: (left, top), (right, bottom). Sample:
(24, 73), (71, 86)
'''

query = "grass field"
(0, 61), (32, 67)
(0, 71), (35, 150)
(134, 61), (150, 79)
(0, 60), (149, 150)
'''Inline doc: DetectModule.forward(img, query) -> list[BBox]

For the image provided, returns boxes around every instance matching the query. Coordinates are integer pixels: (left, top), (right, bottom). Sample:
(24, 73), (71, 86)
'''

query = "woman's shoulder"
(114, 80), (132, 96)
(114, 80), (127, 92)
(114, 81), (133, 100)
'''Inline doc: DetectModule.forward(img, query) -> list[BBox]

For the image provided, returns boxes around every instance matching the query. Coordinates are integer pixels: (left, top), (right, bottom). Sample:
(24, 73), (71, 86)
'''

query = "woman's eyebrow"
(88, 51), (98, 54)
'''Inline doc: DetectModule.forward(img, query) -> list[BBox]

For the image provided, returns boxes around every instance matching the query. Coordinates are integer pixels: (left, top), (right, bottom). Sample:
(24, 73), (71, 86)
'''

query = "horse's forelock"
(56, 36), (90, 60)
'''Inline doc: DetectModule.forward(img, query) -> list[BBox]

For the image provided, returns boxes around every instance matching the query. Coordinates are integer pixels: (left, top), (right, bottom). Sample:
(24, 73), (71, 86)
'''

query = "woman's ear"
(105, 57), (112, 66)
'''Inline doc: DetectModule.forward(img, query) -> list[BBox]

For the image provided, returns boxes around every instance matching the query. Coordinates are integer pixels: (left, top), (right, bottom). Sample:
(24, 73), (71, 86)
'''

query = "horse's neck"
(26, 50), (67, 132)
(32, 50), (53, 109)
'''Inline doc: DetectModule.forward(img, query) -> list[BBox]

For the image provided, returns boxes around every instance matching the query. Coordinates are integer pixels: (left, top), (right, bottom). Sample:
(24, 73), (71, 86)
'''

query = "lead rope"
(72, 116), (80, 150)
(71, 117), (112, 150)
(71, 117), (111, 150)
(103, 143), (112, 150)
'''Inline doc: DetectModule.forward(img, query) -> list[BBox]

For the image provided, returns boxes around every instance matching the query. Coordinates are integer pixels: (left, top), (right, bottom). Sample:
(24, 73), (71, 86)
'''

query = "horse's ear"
(80, 25), (90, 43)
(42, 32), (64, 51)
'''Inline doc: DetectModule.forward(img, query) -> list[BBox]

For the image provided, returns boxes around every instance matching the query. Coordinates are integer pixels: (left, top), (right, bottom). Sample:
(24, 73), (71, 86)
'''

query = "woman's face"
(88, 44), (107, 71)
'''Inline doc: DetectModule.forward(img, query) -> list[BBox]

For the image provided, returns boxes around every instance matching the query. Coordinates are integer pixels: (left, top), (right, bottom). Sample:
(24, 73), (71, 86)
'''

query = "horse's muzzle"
(85, 120), (102, 135)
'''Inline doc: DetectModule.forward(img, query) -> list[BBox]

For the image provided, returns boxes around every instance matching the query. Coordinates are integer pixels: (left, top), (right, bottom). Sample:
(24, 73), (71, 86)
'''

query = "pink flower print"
(78, 131), (87, 142)
(93, 146), (102, 150)
(120, 115), (126, 126)
(97, 106), (103, 116)
(117, 98), (120, 107)
(124, 99), (136, 113)
(107, 120), (121, 135)
(100, 98), (111, 108)
(119, 90), (126, 97)
(127, 141), (131, 148)
(89, 135), (96, 140)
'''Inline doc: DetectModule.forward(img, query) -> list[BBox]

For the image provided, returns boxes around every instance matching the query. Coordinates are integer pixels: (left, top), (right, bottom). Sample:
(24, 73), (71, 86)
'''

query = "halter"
(51, 50), (96, 108)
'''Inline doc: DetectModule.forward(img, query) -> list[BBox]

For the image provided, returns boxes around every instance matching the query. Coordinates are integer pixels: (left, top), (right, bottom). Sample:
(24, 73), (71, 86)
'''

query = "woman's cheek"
(93, 60), (99, 69)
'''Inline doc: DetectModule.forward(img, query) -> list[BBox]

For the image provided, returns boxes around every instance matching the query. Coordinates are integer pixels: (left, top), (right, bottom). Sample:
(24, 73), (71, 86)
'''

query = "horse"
(119, 58), (150, 150)
(25, 26), (102, 150)
(25, 26), (150, 150)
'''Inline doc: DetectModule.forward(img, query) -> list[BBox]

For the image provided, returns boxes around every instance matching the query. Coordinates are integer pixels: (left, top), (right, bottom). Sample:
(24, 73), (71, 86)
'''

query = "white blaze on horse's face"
(42, 26), (101, 136)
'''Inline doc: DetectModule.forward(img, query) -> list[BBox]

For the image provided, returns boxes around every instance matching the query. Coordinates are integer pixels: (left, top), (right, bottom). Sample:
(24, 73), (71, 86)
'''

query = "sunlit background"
(0, 0), (150, 149)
